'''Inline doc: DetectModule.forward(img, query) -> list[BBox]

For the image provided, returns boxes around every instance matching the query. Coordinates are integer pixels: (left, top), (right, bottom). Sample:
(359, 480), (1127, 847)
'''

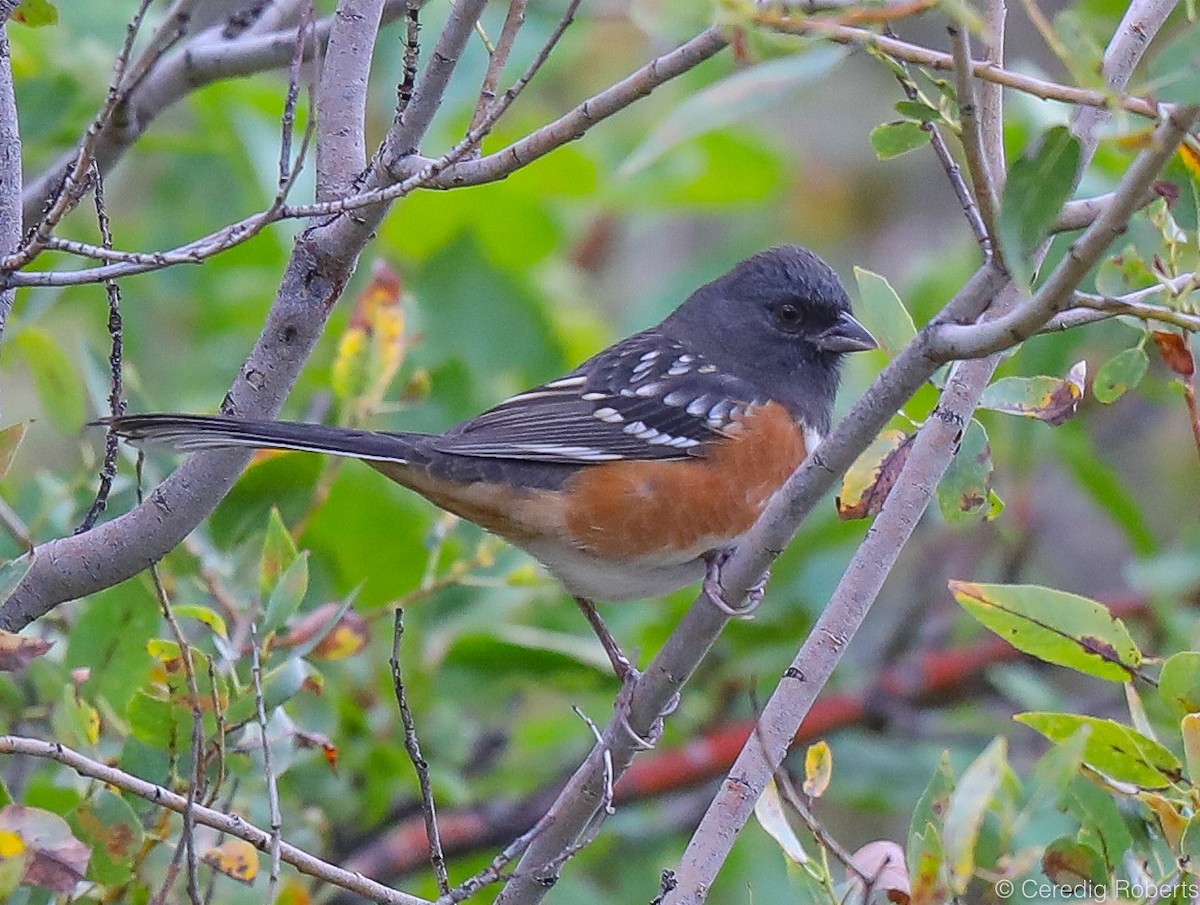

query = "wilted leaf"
(1093, 347), (1149, 404)
(1141, 792), (1187, 849)
(943, 738), (1006, 893)
(0, 805), (90, 894)
(936, 419), (993, 522)
(1041, 836), (1106, 886)
(69, 791), (143, 885)
(294, 728), (339, 771)
(0, 423), (27, 483)
(853, 267), (917, 355)
(260, 508), (299, 598)
(907, 826), (945, 905)
(998, 126), (1081, 288)
(851, 840), (911, 904)
(0, 630), (52, 671)
(838, 430), (914, 520)
(1017, 713), (1183, 788)
(978, 362), (1086, 425)
(753, 779), (807, 864)
(870, 121), (932, 160)
(620, 48), (845, 175)
(1160, 652), (1200, 719)
(803, 740), (832, 798)
(202, 838), (259, 885)
(1152, 331), (1195, 377)
(948, 581), (1142, 681)
(332, 260), (408, 408)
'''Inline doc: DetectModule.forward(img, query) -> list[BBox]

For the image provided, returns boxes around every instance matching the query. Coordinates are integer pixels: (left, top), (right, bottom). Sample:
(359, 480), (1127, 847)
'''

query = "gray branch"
(0, 25), (20, 346)
(316, 0), (387, 201)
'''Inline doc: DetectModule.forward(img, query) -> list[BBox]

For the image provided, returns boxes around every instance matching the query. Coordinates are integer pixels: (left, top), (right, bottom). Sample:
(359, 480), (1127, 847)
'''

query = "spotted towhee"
(103, 245), (876, 675)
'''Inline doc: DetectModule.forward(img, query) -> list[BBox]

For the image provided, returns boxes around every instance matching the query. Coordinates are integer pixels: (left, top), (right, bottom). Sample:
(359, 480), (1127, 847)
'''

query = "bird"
(101, 245), (877, 678)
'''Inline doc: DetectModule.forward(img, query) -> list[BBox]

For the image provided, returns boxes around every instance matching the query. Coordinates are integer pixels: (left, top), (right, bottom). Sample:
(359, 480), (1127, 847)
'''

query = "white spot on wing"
(581, 392), (606, 401)
(686, 396), (711, 417)
(697, 364), (717, 373)
(633, 382), (661, 398)
(593, 407), (624, 423)
(639, 350), (659, 362)
(668, 436), (700, 449)
(544, 376), (587, 389)
(623, 421), (647, 435)
(663, 390), (689, 406)
(521, 443), (622, 461)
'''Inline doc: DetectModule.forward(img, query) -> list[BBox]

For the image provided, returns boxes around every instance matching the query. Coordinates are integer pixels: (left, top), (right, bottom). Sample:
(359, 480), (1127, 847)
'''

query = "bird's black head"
(662, 245), (876, 434)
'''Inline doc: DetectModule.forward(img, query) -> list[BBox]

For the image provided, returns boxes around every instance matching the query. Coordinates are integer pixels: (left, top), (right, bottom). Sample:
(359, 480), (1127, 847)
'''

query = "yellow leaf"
(803, 740), (833, 798)
(202, 838), (259, 885)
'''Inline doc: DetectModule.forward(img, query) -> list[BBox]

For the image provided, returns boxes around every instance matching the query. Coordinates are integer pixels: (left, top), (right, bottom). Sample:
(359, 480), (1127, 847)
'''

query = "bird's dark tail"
(98, 414), (422, 465)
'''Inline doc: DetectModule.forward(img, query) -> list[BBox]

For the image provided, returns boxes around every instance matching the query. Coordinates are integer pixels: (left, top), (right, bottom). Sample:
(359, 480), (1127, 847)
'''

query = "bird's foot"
(703, 549), (768, 619)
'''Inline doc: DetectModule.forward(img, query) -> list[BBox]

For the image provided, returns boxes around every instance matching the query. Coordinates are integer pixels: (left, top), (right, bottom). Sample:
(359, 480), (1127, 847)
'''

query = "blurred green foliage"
(0, 1), (1199, 903)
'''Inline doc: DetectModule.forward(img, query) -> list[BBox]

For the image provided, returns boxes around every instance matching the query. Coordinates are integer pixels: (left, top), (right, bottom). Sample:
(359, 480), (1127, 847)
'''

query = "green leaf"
(869, 120), (932, 160)
(937, 418), (993, 522)
(943, 738), (1007, 894)
(260, 508), (299, 598)
(1144, 24), (1200, 103)
(68, 791), (143, 886)
(0, 423), (27, 483)
(13, 327), (86, 434)
(67, 580), (158, 712)
(446, 625), (615, 675)
(977, 362), (1085, 426)
(998, 126), (1081, 288)
(1093, 347), (1149, 404)
(262, 552), (309, 637)
(1182, 815), (1200, 869)
(224, 657), (311, 727)
(1017, 713), (1183, 788)
(948, 581), (1142, 681)
(11, 0), (58, 26)
(1160, 652), (1200, 720)
(894, 100), (943, 123)
(908, 751), (955, 858)
(852, 267), (917, 354)
(0, 557), (33, 605)
(620, 48), (846, 175)
(1062, 774), (1132, 866)
(171, 605), (228, 640)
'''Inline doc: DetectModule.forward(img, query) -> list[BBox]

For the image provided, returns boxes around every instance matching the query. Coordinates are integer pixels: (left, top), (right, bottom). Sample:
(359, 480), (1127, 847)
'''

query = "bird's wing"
(430, 330), (766, 464)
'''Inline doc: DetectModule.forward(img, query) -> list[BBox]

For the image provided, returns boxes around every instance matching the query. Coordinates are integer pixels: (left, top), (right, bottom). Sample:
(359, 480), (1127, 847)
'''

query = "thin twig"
(773, 770), (868, 883)
(76, 163), (125, 534)
(0, 735), (434, 905)
(391, 609), (450, 895)
(468, 0), (528, 134)
(948, 22), (1000, 256)
(150, 565), (206, 904)
(250, 622), (284, 903)
(4, 0), (154, 271)
(278, 1), (314, 189)
(397, 0), (421, 115)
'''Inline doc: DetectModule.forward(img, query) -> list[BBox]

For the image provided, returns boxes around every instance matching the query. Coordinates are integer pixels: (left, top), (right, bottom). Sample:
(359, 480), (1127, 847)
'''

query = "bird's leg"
(574, 596), (637, 681)
(703, 549), (768, 619)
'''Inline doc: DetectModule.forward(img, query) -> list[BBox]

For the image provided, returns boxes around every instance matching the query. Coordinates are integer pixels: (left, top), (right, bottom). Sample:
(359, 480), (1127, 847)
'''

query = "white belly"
(521, 540), (709, 602)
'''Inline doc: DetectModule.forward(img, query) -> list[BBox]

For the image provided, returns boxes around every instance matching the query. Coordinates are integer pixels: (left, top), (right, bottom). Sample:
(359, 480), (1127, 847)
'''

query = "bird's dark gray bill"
(816, 311), (878, 353)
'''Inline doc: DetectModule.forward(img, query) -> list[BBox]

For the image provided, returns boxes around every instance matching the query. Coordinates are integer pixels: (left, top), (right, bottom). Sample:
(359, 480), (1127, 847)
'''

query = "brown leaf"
(1152, 331), (1195, 377)
(282, 603), (370, 661)
(837, 431), (915, 520)
(851, 840), (911, 904)
(0, 805), (90, 894)
(202, 838), (259, 885)
(0, 631), (53, 672)
(349, 260), (403, 330)
(294, 729), (339, 772)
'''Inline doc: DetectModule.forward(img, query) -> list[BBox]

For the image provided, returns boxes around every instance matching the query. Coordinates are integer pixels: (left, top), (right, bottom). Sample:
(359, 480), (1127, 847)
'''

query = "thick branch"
(0, 25), (20, 344)
(316, 0), (387, 200)
(0, 735), (431, 905)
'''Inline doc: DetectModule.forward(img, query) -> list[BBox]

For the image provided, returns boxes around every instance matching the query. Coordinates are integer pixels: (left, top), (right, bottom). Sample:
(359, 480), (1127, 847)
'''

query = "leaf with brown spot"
(0, 805), (90, 894)
(1017, 713), (1182, 788)
(0, 630), (52, 671)
(202, 838), (259, 885)
(68, 791), (143, 885)
(1041, 836), (1106, 886)
(803, 740), (832, 798)
(978, 362), (1086, 426)
(837, 430), (914, 520)
(1152, 331), (1196, 377)
(937, 420), (994, 523)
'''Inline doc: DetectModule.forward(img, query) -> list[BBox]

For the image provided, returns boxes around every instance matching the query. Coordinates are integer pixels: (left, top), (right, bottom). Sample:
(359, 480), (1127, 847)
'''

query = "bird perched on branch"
(102, 245), (876, 677)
